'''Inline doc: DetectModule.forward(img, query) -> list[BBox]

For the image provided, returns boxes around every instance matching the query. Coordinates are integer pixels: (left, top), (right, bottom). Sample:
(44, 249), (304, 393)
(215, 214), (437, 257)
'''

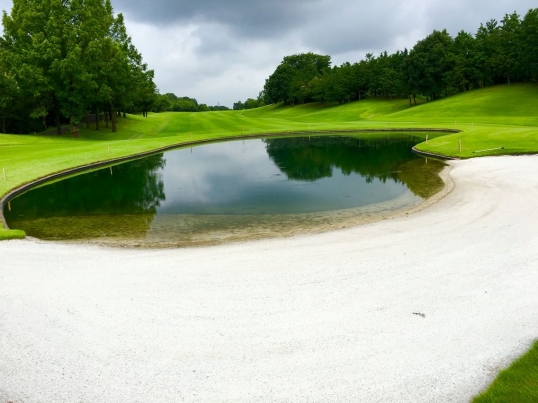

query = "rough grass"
(473, 341), (538, 403)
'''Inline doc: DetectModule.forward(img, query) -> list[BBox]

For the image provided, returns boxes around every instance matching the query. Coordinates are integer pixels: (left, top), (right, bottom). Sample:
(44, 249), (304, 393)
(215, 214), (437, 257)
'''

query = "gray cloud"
(112, 0), (320, 37)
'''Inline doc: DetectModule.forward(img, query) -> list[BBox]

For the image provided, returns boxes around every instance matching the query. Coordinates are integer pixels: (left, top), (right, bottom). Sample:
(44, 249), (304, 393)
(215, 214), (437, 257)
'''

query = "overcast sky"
(1, 0), (536, 107)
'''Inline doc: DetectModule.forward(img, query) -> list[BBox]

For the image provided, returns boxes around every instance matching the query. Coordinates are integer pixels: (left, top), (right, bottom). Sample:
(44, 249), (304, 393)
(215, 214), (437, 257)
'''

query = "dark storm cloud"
(112, 0), (320, 37)
(113, 0), (538, 58)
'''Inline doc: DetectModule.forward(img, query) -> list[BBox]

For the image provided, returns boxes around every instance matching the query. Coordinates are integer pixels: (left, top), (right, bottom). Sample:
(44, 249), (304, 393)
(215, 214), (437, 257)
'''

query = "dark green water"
(4, 134), (446, 246)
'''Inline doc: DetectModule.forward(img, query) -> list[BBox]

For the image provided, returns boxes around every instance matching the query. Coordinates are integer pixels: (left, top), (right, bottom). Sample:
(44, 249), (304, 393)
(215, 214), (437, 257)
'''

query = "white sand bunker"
(1, 156), (537, 403)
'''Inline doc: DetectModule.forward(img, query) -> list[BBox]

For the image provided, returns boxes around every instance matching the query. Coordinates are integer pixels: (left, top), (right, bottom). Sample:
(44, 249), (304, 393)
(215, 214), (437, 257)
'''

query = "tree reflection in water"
(264, 135), (445, 195)
(5, 154), (166, 240)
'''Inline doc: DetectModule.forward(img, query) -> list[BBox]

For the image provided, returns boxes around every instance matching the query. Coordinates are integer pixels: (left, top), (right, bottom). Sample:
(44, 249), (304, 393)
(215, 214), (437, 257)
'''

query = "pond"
(4, 133), (446, 247)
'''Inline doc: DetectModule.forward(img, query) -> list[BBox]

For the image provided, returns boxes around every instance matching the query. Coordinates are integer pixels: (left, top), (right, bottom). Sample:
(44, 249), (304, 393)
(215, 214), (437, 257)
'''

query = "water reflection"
(4, 135), (446, 245)
(5, 154), (166, 240)
(264, 136), (420, 183)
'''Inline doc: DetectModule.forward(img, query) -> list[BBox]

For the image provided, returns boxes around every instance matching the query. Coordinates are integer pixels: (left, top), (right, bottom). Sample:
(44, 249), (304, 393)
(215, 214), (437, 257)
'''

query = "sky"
(1, 0), (536, 107)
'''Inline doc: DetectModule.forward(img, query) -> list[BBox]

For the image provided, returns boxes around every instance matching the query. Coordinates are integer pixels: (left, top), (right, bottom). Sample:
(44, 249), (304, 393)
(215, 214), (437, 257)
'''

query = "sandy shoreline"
(1, 155), (537, 402)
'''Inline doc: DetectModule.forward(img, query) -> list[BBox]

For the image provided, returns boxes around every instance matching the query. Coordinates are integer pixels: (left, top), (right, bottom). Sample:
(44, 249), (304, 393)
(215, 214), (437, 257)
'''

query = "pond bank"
(0, 128), (458, 232)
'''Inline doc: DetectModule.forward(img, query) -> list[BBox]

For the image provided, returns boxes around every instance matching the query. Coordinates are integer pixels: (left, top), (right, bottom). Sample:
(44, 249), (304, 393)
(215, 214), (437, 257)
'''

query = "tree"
(0, 49), (19, 133)
(520, 9), (538, 81)
(1, 0), (156, 134)
(264, 53), (331, 104)
(448, 31), (480, 92)
(233, 101), (245, 110)
(408, 29), (454, 100)
(499, 12), (523, 84)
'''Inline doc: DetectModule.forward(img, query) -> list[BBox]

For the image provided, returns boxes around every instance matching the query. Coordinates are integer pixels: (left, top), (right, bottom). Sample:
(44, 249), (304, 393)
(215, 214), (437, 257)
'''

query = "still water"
(4, 134), (446, 247)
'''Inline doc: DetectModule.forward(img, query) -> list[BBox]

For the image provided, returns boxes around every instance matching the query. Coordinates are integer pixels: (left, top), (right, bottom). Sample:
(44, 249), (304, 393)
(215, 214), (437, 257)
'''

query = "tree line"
(233, 96), (265, 111)
(0, 0), (157, 135)
(153, 93), (229, 112)
(262, 9), (538, 106)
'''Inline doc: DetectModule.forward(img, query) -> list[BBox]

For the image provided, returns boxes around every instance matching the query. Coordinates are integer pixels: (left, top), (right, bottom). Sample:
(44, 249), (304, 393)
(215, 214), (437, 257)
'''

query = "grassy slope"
(394, 84), (538, 158)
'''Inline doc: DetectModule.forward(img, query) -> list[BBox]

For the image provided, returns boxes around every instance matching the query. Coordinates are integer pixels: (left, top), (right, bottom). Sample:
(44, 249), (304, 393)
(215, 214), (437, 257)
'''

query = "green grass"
(0, 225), (26, 240)
(473, 341), (538, 403)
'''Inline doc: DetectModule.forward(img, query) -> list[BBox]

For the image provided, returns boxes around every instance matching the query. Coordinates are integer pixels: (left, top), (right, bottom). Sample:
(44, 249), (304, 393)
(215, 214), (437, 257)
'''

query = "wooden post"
(110, 167), (113, 175)
(459, 140), (462, 153)
(2, 168), (6, 181)
(8, 201), (11, 211)
(426, 134), (429, 143)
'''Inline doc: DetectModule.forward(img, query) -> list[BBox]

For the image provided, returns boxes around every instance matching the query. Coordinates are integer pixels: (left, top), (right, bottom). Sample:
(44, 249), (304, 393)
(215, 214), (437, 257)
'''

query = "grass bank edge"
(473, 340), (538, 403)
(0, 225), (26, 240)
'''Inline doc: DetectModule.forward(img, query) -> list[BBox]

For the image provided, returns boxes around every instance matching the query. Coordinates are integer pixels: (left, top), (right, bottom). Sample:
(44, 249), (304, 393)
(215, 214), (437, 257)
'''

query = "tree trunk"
(95, 106), (99, 130)
(110, 102), (117, 133)
(507, 73), (511, 85)
(69, 113), (78, 137)
(105, 106), (109, 128)
(53, 98), (62, 135)
(413, 95), (417, 106)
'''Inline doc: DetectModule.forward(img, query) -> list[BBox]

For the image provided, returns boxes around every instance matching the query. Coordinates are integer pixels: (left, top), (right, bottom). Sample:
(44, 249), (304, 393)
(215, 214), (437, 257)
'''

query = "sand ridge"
(1, 155), (537, 402)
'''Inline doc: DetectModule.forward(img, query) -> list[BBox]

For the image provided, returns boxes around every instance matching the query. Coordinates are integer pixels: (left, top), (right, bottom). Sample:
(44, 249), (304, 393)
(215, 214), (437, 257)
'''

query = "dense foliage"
(153, 93), (229, 112)
(262, 10), (538, 106)
(0, 0), (157, 134)
(233, 97), (265, 111)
